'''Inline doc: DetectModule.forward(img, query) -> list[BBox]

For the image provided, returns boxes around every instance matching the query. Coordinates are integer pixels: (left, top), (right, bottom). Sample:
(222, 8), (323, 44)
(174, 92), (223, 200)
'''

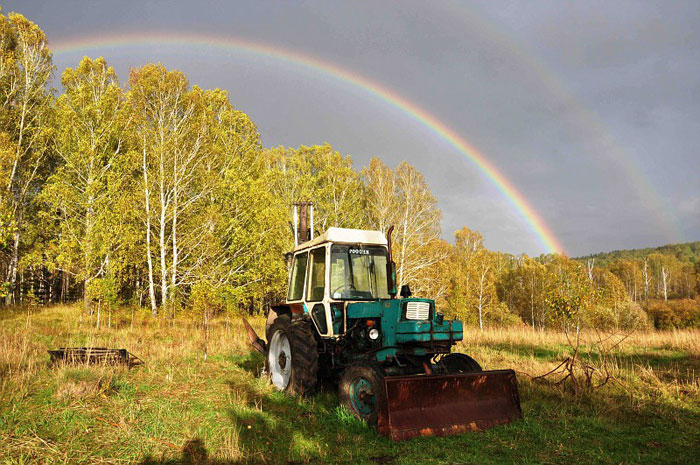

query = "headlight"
(368, 328), (380, 340)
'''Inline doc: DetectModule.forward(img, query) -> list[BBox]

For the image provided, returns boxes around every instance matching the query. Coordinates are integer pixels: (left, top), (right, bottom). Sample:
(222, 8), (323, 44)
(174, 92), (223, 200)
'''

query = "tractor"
(243, 205), (521, 440)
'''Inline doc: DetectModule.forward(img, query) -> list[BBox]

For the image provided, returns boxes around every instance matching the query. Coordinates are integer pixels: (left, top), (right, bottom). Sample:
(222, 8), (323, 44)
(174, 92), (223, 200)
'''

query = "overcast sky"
(5, 0), (699, 256)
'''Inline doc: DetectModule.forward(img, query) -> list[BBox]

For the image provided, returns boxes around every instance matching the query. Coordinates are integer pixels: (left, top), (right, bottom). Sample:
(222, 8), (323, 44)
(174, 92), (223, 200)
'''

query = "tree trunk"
(662, 266), (668, 301)
(202, 307), (208, 361)
(478, 302), (483, 331)
(477, 267), (488, 331)
(171, 185), (178, 306)
(643, 259), (649, 301)
(143, 146), (158, 316)
(159, 193), (168, 309)
(7, 230), (20, 305)
(84, 277), (92, 313)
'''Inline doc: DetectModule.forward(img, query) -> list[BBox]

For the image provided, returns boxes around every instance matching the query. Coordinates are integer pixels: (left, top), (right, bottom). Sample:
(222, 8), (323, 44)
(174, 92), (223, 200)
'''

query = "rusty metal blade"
(378, 369), (522, 441)
(241, 318), (267, 356)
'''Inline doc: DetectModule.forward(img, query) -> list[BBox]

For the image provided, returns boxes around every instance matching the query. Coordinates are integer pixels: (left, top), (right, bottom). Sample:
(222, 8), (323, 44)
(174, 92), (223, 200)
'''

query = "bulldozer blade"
(378, 369), (522, 441)
(241, 317), (267, 356)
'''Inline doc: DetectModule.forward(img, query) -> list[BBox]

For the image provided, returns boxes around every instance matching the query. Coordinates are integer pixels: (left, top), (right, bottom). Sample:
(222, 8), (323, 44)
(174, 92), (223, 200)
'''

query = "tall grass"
(460, 325), (699, 410)
(1, 305), (698, 464)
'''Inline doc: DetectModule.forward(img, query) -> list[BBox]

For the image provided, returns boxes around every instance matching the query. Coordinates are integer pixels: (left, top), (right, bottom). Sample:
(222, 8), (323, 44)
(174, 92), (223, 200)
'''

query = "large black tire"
(338, 362), (386, 426)
(266, 315), (319, 395)
(441, 353), (482, 373)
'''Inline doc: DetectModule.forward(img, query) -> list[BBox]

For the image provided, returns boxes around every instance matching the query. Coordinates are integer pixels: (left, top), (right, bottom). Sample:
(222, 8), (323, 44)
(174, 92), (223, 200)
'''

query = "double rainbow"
(51, 32), (565, 254)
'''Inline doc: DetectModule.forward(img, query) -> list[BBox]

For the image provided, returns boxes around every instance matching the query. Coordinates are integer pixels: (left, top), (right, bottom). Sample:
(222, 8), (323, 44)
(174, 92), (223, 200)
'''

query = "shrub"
(667, 299), (700, 328)
(616, 301), (649, 330)
(584, 305), (617, 330)
(645, 299), (700, 329)
(485, 302), (522, 327)
(582, 302), (649, 331)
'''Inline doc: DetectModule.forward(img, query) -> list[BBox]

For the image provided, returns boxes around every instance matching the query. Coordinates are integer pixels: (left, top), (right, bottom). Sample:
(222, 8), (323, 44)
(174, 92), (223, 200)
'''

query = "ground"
(1, 305), (698, 464)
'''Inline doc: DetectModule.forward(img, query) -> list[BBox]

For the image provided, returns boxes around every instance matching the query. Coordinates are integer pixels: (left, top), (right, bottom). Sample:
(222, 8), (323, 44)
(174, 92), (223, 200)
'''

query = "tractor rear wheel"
(338, 362), (386, 426)
(441, 353), (482, 373)
(266, 315), (319, 395)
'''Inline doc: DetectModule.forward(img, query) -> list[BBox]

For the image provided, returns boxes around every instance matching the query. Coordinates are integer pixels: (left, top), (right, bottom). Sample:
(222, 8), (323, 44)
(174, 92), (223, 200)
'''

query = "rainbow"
(441, 2), (683, 243)
(51, 32), (565, 254)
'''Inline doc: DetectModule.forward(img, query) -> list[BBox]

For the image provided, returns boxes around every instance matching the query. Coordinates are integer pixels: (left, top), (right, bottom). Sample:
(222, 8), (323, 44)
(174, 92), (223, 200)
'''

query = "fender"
(267, 304), (292, 339)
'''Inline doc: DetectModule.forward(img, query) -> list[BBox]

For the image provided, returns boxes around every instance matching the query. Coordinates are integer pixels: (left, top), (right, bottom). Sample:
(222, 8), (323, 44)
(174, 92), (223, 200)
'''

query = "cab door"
(306, 245), (333, 337)
(286, 251), (308, 305)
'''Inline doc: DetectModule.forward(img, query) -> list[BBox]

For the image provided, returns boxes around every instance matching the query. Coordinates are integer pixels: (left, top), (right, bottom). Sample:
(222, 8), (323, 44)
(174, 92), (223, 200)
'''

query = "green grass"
(1, 305), (699, 464)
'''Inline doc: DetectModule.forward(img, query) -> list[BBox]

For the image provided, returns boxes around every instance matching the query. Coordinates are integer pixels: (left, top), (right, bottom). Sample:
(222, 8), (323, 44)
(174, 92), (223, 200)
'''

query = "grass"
(1, 305), (699, 464)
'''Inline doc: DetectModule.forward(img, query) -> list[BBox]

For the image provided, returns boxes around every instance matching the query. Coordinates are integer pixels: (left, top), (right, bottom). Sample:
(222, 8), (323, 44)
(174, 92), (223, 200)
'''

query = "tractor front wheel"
(266, 315), (318, 395)
(441, 353), (482, 373)
(338, 362), (386, 426)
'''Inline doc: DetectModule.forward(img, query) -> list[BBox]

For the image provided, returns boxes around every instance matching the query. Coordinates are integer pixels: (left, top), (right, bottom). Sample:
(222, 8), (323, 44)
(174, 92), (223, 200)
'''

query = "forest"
(1, 10), (699, 331)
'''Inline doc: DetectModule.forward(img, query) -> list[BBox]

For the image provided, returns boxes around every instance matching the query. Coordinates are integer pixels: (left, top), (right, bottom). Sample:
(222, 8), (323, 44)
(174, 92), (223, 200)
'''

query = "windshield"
(330, 245), (389, 300)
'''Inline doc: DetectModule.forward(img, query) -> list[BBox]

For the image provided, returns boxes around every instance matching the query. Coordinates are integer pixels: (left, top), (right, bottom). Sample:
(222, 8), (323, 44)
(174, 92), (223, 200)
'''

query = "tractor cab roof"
(294, 227), (387, 252)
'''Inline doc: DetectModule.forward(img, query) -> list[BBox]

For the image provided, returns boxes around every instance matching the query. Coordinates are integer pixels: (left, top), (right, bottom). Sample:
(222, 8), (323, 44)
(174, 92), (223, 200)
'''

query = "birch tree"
(501, 255), (549, 329)
(473, 248), (494, 330)
(171, 88), (271, 304)
(128, 64), (268, 313)
(446, 227), (500, 328)
(41, 57), (129, 310)
(447, 227), (480, 322)
(392, 162), (442, 290)
(264, 144), (367, 235)
(0, 11), (54, 303)
(362, 157), (396, 234)
(129, 64), (205, 311)
(642, 258), (650, 301)
(608, 259), (641, 302)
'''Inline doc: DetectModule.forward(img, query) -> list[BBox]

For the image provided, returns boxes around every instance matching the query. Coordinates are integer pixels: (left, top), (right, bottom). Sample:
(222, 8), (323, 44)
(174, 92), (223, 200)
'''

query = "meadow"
(1, 305), (698, 464)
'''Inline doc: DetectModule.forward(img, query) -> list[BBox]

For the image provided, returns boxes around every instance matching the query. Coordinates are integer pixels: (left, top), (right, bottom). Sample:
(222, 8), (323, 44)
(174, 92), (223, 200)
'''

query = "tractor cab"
(284, 227), (392, 338)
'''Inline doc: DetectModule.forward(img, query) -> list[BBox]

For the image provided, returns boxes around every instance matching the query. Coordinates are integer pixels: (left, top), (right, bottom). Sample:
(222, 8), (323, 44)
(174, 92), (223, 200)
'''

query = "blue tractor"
(243, 218), (521, 440)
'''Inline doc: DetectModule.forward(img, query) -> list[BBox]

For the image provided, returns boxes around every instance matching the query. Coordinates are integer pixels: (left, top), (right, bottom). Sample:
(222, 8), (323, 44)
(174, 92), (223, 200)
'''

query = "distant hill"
(576, 241), (700, 267)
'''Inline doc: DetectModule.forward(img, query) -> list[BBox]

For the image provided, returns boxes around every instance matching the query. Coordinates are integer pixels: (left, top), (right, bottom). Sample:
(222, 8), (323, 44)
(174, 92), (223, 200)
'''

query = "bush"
(85, 277), (118, 307)
(582, 302), (649, 331)
(668, 299), (700, 328)
(584, 305), (617, 330)
(485, 302), (522, 327)
(190, 282), (227, 321)
(617, 301), (649, 330)
(645, 299), (700, 329)
(646, 300), (675, 329)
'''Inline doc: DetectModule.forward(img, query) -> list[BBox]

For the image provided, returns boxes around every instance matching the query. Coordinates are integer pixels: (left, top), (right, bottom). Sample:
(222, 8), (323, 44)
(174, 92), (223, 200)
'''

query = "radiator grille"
(405, 301), (430, 320)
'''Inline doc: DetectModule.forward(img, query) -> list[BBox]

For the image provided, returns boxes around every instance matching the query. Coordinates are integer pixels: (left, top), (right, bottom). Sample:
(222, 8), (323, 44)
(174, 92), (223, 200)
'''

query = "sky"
(4, 0), (699, 256)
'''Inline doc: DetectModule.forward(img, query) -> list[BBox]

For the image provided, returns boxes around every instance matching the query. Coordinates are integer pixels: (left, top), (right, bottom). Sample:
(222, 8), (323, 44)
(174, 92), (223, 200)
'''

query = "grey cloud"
(5, 0), (699, 255)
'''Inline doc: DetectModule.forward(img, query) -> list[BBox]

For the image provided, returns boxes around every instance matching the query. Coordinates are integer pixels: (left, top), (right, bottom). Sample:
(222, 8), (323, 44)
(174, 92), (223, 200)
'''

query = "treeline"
(1, 10), (699, 330)
(578, 242), (700, 302)
(577, 243), (700, 329)
(579, 242), (700, 267)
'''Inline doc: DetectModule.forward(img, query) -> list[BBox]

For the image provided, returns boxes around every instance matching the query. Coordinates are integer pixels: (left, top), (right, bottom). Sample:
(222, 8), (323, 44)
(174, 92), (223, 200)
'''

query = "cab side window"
(288, 252), (308, 301)
(307, 247), (326, 302)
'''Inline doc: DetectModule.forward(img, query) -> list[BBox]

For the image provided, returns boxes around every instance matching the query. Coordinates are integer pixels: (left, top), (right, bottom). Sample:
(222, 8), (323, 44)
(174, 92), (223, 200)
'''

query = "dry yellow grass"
(462, 325), (700, 353)
(0, 305), (266, 463)
(1, 305), (698, 464)
(459, 325), (700, 411)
